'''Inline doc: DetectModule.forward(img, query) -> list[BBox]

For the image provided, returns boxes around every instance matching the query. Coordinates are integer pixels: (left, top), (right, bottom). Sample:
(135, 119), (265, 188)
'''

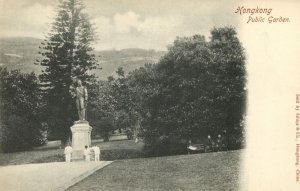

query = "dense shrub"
(0, 68), (45, 152)
(100, 149), (144, 161)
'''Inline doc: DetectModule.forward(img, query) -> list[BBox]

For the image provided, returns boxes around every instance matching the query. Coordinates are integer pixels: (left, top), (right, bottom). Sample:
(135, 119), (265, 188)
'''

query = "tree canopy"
(114, 27), (247, 156)
(0, 68), (44, 152)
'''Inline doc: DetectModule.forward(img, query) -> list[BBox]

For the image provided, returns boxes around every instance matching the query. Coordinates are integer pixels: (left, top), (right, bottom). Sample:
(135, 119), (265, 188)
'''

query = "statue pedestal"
(70, 120), (92, 160)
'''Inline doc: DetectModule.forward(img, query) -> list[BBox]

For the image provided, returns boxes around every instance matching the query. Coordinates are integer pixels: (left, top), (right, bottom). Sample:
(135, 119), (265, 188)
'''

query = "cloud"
(20, 3), (55, 27)
(0, 2), (55, 38)
(92, 11), (183, 50)
(137, 16), (183, 35)
(113, 11), (140, 33)
(0, 1), (240, 51)
(19, 0), (56, 7)
(92, 16), (112, 39)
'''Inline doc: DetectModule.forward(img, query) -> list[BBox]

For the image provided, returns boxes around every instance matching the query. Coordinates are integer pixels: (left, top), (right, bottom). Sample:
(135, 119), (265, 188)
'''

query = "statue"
(74, 79), (88, 121)
(70, 79), (92, 160)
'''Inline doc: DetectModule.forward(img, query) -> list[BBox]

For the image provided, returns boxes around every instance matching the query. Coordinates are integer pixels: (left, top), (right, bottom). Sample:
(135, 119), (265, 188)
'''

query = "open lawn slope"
(68, 150), (242, 191)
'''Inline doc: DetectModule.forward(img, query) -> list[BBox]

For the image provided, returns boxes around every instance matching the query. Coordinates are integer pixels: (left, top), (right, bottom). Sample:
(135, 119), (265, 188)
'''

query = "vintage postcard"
(0, 0), (299, 190)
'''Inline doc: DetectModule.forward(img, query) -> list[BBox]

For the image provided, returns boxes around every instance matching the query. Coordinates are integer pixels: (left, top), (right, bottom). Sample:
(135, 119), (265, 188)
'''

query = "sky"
(0, 0), (240, 51)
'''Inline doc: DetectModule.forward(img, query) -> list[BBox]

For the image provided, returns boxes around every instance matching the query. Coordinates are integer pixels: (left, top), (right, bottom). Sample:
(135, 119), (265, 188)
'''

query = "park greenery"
(101, 27), (247, 156)
(0, 68), (45, 152)
(0, 0), (246, 154)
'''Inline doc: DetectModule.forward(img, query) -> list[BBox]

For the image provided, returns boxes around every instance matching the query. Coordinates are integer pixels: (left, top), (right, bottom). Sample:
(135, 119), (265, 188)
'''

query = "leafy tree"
(88, 80), (116, 141)
(209, 27), (246, 148)
(88, 67), (136, 141)
(110, 67), (136, 132)
(125, 27), (246, 156)
(37, 0), (97, 143)
(0, 68), (44, 152)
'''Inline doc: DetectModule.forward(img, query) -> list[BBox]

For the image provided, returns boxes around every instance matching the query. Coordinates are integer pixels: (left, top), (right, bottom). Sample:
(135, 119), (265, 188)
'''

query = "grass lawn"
(0, 148), (65, 166)
(0, 138), (144, 166)
(67, 150), (242, 191)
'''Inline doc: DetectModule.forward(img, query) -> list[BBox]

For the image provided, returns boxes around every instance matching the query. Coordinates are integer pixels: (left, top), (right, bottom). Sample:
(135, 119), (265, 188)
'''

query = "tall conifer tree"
(38, 0), (97, 143)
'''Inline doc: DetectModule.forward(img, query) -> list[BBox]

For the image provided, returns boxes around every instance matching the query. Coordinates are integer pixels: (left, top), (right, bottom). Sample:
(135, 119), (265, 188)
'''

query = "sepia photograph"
(0, 0), (299, 190)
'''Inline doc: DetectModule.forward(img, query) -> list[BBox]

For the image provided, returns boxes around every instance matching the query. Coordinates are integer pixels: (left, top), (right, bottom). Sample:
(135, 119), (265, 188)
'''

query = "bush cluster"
(0, 68), (45, 152)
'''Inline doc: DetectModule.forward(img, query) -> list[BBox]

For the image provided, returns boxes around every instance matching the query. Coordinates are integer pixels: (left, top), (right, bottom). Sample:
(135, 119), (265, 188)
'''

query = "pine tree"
(37, 0), (97, 143)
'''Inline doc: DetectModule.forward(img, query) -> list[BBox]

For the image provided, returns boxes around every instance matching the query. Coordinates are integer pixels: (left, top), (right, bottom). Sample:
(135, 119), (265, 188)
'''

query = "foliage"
(100, 149), (144, 161)
(37, 0), (97, 143)
(0, 68), (45, 152)
(109, 67), (138, 132)
(87, 80), (115, 141)
(88, 67), (141, 141)
(122, 27), (246, 156)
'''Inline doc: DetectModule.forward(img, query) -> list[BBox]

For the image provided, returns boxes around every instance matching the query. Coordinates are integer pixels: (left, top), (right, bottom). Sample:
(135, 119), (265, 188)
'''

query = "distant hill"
(0, 37), (165, 80)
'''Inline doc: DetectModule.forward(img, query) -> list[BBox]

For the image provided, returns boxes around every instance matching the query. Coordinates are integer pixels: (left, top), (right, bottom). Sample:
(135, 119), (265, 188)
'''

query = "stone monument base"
(70, 120), (92, 160)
